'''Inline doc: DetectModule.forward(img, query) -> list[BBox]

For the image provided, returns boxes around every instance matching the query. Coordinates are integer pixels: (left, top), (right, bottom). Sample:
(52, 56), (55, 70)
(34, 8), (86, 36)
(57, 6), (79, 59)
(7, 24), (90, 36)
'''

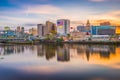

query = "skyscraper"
(85, 20), (91, 32)
(17, 26), (21, 32)
(57, 19), (70, 35)
(46, 21), (56, 34)
(21, 27), (25, 38)
(37, 24), (47, 37)
(21, 27), (24, 33)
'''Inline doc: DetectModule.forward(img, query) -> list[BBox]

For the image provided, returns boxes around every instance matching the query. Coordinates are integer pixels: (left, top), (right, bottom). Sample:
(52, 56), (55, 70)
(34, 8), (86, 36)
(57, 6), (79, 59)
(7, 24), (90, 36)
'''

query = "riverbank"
(39, 40), (120, 45)
(1, 40), (120, 45)
(63, 41), (120, 44)
(0, 41), (35, 45)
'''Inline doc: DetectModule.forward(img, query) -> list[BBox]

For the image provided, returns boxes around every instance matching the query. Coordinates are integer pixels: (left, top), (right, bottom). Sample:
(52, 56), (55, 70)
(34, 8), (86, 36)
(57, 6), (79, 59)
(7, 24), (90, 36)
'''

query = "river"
(0, 44), (120, 80)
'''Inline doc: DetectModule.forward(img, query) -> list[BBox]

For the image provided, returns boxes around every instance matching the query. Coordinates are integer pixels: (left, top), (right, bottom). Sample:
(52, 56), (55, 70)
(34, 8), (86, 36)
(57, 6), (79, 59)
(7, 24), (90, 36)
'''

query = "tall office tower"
(21, 27), (24, 33)
(85, 20), (91, 32)
(37, 24), (47, 37)
(20, 27), (25, 38)
(17, 26), (21, 32)
(46, 21), (56, 34)
(57, 19), (70, 35)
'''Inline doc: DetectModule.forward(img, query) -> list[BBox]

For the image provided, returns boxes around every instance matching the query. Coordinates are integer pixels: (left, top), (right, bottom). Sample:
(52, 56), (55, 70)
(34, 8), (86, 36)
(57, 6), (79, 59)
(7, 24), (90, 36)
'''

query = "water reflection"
(0, 44), (120, 80)
(57, 44), (70, 62)
(36, 44), (117, 62)
(0, 44), (117, 62)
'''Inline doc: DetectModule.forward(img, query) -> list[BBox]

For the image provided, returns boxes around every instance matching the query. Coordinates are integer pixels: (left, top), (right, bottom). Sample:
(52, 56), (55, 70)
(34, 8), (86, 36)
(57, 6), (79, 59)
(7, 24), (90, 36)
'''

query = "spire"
(85, 20), (91, 31)
(86, 20), (90, 26)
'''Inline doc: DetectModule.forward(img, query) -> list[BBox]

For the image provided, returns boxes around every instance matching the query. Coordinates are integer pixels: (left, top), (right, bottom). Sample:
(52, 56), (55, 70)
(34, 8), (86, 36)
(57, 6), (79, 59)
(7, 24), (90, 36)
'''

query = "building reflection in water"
(88, 45), (115, 60)
(57, 44), (70, 62)
(0, 45), (33, 56)
(37, 45), (45, 57)
(45, 44), (56, 60)
(0, 44), (117, 62)
(86, 45), (90, 61)
(37, 44), (56, 60)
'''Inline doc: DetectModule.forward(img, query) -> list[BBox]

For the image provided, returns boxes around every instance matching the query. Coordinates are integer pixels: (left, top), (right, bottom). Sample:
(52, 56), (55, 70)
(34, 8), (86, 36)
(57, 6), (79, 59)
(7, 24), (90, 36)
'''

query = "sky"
(0, 0), (120, 29)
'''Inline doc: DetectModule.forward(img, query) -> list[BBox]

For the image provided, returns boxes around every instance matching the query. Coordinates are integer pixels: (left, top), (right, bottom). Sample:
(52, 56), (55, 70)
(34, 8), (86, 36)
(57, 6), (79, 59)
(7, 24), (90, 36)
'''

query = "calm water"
(0, 44), (120, 80)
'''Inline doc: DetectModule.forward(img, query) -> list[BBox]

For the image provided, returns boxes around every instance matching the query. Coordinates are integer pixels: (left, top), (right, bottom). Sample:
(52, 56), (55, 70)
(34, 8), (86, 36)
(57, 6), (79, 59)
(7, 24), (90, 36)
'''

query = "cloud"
(89, 0), (120, 2)
(0, 4), (64, 27)
(0, 2), (120, 28)
(107, 11), (120, 18)
(24, 23), (37, 26)
(9, 0), (50, 4)
(90, 10), (120, 20)
(71, 21), (84, 25)
(89, 0), (107, 2)
(70, 21), (85, 27)
(0, 15), (42, 26)
(69, 10), (120, 26)
(22, 5), (64, 15)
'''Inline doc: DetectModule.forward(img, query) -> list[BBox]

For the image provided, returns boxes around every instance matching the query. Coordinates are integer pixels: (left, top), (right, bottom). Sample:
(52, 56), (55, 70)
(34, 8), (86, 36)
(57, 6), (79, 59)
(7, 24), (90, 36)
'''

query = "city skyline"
(0, 0), (120, 28)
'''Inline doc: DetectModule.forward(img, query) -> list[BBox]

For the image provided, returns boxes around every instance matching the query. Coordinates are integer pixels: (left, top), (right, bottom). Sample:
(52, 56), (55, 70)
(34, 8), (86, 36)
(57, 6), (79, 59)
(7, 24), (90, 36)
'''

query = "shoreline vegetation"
(0, 29), (120, 45)
(0, 34), (120, 45)
(1, 40), (120, 45)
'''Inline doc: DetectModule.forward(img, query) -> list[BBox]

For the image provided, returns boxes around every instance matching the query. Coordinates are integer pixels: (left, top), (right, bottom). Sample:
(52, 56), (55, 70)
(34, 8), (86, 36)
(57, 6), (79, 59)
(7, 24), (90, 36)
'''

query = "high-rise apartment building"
(57, 19), (70, 35)
(21, 27), (24, 33)
(46, 21), (56, 34)
(17, 26), (21, 32)
(37, 24), (47, 37)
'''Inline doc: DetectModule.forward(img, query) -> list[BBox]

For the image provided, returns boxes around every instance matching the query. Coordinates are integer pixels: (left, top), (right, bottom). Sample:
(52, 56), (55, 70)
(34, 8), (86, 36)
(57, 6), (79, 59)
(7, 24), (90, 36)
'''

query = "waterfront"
(0, 44), (120, 80)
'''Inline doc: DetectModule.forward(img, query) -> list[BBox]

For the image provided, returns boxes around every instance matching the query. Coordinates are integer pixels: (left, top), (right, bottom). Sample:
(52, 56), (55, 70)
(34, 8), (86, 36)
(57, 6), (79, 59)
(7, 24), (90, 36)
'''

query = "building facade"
(91, 26), (116, 35)
(46, 21), (56, 34)
(70, 31), (90, 41)
(85, 20), (91, 32)
(100, 21), (111, 26)
(17, 26), (21, 32)
(37, 24), (47, 37)
(29, 28), (37, 36)
(77, 26), (85, 32)
(116, 26), (120, 35)
(57, 19), (70, 35)
(0, 30), (16, 38)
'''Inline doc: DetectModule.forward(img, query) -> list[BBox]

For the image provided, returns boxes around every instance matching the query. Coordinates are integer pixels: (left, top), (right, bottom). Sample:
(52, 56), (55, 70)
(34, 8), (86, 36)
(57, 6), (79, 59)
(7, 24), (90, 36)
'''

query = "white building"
(70, 31), (90, 41)
(91, 35), (110, 41)
(57, 19), (70, 35)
